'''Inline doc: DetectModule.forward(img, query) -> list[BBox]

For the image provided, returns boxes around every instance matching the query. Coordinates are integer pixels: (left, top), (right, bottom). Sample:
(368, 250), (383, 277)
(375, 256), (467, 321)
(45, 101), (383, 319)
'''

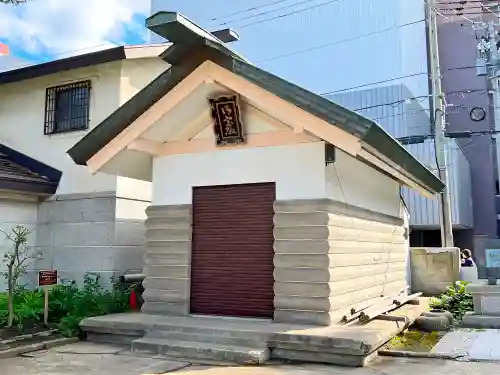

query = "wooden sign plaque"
(208, 94), (245, 146)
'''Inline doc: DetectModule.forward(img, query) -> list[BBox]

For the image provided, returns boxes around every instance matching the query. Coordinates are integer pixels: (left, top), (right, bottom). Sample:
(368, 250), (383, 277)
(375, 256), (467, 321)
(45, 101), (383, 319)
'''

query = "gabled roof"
(0, 144), (61, 195)
(0, 44), (168, 85)
(67, 11), (445, 195)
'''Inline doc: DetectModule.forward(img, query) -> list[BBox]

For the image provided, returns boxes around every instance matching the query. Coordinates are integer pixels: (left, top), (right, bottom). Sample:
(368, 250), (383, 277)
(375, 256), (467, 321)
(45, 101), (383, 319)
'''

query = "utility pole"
(426, 0), (454, 247)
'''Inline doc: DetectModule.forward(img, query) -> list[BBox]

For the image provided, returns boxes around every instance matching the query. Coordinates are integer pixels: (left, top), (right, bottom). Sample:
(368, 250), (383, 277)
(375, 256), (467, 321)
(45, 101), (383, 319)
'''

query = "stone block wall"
(33, 192), (147, 287)
(142, 205), (192, 316)
(142, 199), (407, 326)
(410, 247), (460, 295)
(273, 199), (407, 326)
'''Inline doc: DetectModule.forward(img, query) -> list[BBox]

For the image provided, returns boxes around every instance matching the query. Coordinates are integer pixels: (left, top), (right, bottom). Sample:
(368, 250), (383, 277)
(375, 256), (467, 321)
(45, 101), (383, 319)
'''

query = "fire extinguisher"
(129, 282), (145, 310)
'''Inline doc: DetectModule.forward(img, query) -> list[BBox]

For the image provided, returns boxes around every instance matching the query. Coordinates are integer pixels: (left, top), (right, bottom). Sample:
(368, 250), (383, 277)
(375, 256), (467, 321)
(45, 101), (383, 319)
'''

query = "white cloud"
(0, 0), (151, 58)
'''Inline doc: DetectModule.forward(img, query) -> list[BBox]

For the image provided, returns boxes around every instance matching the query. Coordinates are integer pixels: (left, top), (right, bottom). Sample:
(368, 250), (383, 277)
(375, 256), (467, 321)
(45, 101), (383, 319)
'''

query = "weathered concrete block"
(330, 251), (406, 267)
(143, 265), (191, 278)
(410, 247), (460, 295)
(52, 222), (116, 247)
(52, 246), (145, 271)
(146, 205), (191, 218)
(274, 239), (330, 254)
(274, 267), (333, 283)
(142, 289), (189, 303)
(38, 196), (116, 224)
(329, 271), (406, 296)
(271, 347), (376, 367)
(466, 284), (500, 315)
(274, 281), (332, 297)
(274, 254), (332, 268)
(274, 198), (403, 226)
(331, 280), (406, 309)
(274, 226), (329, 240)
(274, 296), (334, 311)
(144, 252), (190, 266)
(146, 228), (192, 242)
(141, 301), (189, 316)
(114, 221), (146, 246)
(142, 277), (190, 293)
(145, 216), (191, 230)
(146, 240), (191, 254)
(274, 310), (336, 326)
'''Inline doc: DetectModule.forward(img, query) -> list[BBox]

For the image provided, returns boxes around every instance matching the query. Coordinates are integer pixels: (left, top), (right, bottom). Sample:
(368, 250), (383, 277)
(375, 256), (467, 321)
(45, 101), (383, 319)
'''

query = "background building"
(150, 0), (485, 247)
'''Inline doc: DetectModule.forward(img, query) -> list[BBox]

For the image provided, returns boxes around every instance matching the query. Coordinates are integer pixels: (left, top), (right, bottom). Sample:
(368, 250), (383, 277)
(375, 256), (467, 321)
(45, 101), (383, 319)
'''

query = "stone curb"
(378, 349), (458, 360)
(0, 337), (79, 359)
(0, 329), (58, 345)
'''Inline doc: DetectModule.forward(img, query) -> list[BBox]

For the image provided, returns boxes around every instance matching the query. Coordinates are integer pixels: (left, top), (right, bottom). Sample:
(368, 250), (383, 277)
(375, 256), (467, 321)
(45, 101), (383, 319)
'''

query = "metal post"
(426, 0), (454, 247)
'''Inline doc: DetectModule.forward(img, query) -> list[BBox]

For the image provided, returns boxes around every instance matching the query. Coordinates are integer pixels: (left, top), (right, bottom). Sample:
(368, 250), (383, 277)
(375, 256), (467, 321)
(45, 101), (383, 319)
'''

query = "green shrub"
(0, 288), (44, 330)
(0, 273), (132, 336)
(429, 281), (473, 321)
(51, 273), (132, 337)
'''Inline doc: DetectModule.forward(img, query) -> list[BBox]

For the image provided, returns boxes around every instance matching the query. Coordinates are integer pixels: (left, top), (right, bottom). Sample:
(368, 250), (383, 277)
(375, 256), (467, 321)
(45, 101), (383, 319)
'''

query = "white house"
(0, 44), (169, 288)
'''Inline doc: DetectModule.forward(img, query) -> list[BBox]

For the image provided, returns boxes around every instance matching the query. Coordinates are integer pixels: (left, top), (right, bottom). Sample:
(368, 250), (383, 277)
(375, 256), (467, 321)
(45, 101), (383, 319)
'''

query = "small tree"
(1, 225), (39, 328)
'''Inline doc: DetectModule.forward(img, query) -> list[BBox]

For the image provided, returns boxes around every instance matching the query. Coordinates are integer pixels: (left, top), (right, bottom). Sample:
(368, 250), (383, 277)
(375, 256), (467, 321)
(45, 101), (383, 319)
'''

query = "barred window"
(44, 80), (91, 134)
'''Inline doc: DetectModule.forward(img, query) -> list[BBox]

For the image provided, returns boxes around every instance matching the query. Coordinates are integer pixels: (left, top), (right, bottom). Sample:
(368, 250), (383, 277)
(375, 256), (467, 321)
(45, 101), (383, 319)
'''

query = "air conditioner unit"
(477, 57), (488, 76)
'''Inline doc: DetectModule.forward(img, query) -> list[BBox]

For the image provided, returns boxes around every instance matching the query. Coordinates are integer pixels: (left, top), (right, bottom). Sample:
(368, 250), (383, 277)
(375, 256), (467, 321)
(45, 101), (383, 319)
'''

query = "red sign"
(38, 270), (58, 287)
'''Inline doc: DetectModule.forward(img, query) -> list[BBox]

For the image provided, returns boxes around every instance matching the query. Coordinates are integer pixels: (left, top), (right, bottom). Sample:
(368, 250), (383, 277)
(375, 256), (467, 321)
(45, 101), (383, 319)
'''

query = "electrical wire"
(256, 19), (425, 63)
(237, 0), (341, 28)
(219, 0), (324, 26)
(208, 0), (294, 22)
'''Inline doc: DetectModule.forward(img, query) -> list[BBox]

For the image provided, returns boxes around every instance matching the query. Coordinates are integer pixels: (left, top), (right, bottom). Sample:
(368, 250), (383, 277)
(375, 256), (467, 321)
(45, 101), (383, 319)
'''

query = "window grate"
(44, 80), (91, 135)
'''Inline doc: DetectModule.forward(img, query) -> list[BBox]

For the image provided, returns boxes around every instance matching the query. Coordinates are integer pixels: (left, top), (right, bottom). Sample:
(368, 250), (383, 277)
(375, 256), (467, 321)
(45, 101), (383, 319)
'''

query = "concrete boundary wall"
(410, 247), (460, 295)
(34, 192), (147, 287)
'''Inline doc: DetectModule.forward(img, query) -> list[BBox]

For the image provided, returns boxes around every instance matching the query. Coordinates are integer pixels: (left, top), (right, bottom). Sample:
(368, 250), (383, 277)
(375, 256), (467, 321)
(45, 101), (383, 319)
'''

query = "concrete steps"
(132, 337), (270, 364)
(131, 322), (271, 364)
(145, 329), (267, 348)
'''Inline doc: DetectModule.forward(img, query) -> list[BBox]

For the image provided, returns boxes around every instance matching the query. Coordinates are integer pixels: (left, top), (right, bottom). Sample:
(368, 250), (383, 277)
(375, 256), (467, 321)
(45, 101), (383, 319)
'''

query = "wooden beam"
(127, 138), (164, 156)
(169, 110), (213, 142)
(206, 61), (362, 157)
(245, 103), (290, 131)
(161, 131), (317, 156)
(86, 61), (212, 172)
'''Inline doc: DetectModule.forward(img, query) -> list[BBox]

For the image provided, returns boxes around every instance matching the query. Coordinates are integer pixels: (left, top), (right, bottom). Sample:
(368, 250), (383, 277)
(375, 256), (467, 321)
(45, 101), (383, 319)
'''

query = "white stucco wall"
(325, 149), (402, 218)
(119, 58), (169, 105)
(0, 197), (38, 292)
(152, 141), (402, 218)
(0, 62), (122, 195)
(152, 142), (327, 205)
(114, 57), (168, 203)
(0, 56), (167, 198)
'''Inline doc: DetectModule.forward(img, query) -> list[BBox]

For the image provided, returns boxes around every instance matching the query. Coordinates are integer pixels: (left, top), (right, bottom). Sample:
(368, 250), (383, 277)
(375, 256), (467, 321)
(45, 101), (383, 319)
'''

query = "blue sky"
(0, 0), (150, 67)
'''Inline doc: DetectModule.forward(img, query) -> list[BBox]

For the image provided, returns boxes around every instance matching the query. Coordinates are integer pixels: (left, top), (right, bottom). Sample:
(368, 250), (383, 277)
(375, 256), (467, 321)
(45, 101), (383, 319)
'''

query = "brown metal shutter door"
(190, 183), (275, 318)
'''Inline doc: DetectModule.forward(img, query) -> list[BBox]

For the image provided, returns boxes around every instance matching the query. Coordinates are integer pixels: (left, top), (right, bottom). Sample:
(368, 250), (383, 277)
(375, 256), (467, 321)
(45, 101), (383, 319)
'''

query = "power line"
(208, 0), (293, 22)
(238, 0), (341, 28)
(345, 89), (490, 112)
(437, 0), (500, 4)
(256, 19), (425, 63)
(320, 72), (428, 95)
(220, 0), (320, 26)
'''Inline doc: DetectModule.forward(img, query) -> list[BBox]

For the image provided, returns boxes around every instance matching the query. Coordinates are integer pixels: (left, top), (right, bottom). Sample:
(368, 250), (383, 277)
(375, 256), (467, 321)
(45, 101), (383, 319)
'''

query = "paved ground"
(3, 342), (500, 375)
(433, 329), (500, 361)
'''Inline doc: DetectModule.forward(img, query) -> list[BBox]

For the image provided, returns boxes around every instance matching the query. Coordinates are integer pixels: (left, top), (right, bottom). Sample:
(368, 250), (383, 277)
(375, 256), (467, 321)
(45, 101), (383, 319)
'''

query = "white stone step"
(144, 330), (267, 348)
(131, 337), (270, 364)
(144, 324), (270, 342)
